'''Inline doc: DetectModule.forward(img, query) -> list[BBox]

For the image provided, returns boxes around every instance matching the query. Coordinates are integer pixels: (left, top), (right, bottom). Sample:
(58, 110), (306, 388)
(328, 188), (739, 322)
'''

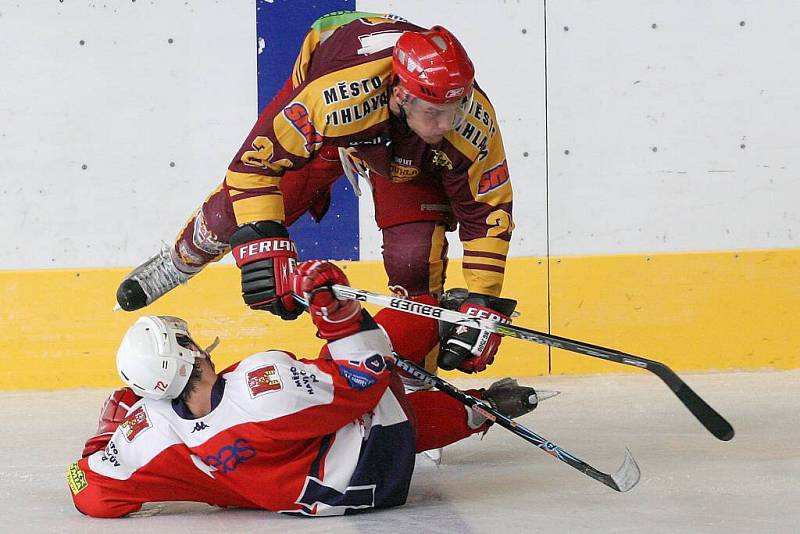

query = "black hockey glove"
(230, 221), (302, 320)
(438, 292), (517, 373)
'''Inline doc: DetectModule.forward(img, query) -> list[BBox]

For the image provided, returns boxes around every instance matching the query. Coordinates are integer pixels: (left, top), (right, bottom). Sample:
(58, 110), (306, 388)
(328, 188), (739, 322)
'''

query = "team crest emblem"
(247, 365), (283, 398)
(431, 150), (453, 170)
(120, 405), (152, 442)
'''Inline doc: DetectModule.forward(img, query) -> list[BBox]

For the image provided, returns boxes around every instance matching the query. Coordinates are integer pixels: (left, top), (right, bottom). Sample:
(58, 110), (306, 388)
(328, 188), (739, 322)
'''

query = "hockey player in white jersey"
(68, 261), (542, 518)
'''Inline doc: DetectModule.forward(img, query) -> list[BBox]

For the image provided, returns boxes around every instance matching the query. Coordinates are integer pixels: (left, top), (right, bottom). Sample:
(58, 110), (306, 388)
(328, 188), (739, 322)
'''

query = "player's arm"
(224, 75), (328, 320)
(283, 261), (394, 433)
(441, 95), (516, 373)
(70, 401), (236, 518)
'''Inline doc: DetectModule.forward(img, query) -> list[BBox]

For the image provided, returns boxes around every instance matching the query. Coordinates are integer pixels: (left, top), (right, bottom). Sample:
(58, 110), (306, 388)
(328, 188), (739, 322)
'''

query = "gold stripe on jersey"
(463, 237), (510, 258)
(462, 265), (505, 297)
(462, 237), (510, 296)
(428, 223), (447, 295)
(274, 58), (393, 158)
(225, 169), (282, 192)
(464, 254), (506, 269)
(230, 194), (285, 226)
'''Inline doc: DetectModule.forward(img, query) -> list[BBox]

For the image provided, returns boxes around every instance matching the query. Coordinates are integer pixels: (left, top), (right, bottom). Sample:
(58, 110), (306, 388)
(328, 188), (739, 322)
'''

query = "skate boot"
(467, 378), (559, 429)
(116, 244), (198, 311)
(485, 377), (558, 418)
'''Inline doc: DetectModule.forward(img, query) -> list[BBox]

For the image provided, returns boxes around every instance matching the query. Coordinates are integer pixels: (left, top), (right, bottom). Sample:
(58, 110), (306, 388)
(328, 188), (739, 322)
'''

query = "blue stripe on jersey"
(291, 421), (415, 514)
(255, 1), (360, 261)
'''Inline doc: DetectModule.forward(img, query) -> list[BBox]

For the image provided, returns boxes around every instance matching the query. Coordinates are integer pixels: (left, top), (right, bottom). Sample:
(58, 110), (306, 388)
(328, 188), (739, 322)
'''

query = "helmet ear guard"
(116, 315), (205, 400)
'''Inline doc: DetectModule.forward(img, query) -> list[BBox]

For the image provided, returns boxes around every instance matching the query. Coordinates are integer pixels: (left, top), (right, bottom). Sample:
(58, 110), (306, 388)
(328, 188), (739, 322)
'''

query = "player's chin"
(421, 134), (445, 144)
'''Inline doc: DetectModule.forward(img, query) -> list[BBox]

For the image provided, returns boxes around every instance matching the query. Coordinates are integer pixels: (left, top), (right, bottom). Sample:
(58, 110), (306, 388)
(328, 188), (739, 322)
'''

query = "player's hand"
(82, 387), (141, 457)
(438, 293), (517, 373)
(290, 261), (363, 340)
(230, 221), (302, 320)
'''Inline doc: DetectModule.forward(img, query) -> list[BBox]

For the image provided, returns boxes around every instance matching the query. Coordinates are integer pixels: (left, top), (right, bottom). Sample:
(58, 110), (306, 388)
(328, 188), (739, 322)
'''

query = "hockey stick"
(331, 285), (735, 442)
(391, 353), (640, 492)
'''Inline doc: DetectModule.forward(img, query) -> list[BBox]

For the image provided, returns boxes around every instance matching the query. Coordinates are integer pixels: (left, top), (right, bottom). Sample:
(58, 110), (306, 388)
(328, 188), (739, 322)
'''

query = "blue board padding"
(255, 0), (359, 260)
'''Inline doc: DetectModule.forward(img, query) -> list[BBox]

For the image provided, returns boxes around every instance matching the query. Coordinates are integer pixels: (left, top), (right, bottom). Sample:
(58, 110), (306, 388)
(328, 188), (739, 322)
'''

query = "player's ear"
(391, 84), (408, 103)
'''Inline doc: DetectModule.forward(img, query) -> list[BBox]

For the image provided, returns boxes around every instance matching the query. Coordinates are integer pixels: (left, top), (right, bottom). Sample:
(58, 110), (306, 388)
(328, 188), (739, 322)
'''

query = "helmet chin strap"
(392, 90), (413, 135)
(203, 336), (221, 354)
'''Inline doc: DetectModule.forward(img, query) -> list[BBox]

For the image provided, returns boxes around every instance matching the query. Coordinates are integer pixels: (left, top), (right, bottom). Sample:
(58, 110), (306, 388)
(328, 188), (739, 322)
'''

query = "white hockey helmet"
(116, 315), (205, 400)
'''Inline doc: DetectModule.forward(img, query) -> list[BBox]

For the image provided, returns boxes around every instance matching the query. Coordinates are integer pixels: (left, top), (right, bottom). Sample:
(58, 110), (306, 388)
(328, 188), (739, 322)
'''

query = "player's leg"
(115, 87), (345, 310)
(407, 380), (542, 453)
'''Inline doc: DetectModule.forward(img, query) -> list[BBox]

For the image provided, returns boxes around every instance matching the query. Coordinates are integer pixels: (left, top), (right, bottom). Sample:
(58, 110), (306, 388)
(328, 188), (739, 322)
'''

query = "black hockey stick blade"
(332, 285), (735, 442)
(515, 331), (735, 441)
(392, 354), (640, 492)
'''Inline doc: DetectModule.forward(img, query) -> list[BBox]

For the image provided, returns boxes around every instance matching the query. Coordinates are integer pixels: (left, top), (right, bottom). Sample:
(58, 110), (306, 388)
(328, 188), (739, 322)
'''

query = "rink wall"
(2, 248), (798, 389)
(1, 2), (799, 389)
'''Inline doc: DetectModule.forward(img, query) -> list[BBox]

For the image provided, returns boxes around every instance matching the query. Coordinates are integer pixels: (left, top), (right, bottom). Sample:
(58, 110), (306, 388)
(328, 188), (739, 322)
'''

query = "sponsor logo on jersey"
(477, 160), (510, 195)
(283, 102), (323, 154)
(247, 364), (283, 398)
(120, 405), (152, 442)
(431, 149), (454, 170)
(290, 366), (319, 395)
(205, 438), (256, 475)
(67, 462), (88, 495)
(100, 440), (121, 468)
(337, 363), (378, 390)
(191, 421), (210, 433)
(389, 162), (420, 182)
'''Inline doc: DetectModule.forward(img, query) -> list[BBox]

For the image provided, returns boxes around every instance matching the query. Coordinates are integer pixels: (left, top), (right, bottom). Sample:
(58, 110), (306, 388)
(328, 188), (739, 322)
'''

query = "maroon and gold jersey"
(226, 11), (514, 296)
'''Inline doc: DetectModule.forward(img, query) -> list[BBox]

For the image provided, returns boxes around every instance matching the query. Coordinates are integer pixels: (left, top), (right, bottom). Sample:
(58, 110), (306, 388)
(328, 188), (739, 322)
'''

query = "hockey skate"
(116, 244), (198, 311)
(485, 377), (558, 418)
(467, 378), (559, 429)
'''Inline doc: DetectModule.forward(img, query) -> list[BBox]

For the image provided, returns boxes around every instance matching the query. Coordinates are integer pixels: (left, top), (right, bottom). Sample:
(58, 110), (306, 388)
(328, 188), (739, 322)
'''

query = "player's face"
(397, 86), (473, 144)
(176, 334), (213, 368)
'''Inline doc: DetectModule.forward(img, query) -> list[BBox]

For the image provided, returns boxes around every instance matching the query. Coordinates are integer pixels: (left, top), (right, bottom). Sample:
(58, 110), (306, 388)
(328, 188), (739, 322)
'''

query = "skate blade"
(533, 390), (560, 403)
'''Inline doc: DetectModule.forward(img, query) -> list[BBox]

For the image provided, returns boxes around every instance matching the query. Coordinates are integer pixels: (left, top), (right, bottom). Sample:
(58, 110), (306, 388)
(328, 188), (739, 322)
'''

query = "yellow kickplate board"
(0, 249), (797, 390)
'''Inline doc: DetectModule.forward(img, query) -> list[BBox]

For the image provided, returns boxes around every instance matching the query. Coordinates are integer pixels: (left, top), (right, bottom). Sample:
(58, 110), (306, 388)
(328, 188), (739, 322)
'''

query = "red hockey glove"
(82, 387), (141, 457)
(438, 293), (517, 374)
(291, 261), (363, 340)
(231, 221), (301, 320)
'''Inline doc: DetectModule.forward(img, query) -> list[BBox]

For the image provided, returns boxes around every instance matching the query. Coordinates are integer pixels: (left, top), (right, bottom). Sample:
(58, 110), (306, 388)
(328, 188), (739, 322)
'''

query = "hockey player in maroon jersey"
(71, 261), (542, 518)
(115, 11), (517, 376)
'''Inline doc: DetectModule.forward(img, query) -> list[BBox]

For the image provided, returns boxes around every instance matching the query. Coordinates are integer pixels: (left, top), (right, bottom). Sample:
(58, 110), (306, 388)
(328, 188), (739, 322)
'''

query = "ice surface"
(3, 371), (798, 533)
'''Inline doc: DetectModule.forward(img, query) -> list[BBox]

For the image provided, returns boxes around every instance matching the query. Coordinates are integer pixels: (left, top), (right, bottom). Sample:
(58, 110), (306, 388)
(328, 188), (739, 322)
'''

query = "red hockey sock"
(374, 294), (439, 370)
(407, 389), (487, 453)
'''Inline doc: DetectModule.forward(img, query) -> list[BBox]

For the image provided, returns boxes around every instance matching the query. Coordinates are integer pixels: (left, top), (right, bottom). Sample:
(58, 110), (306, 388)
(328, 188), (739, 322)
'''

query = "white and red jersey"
(67, 316), (417, 518)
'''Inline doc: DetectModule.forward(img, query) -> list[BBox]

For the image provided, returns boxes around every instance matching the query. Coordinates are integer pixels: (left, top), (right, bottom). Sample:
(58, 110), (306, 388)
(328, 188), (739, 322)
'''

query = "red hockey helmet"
(392, 26), (475, 105)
